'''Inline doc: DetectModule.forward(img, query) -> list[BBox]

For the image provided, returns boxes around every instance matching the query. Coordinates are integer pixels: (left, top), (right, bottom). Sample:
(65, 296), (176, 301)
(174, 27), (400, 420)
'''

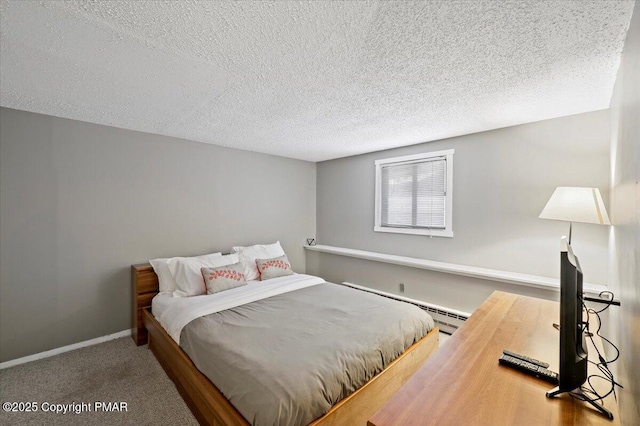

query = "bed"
(132, 263), (439, 426)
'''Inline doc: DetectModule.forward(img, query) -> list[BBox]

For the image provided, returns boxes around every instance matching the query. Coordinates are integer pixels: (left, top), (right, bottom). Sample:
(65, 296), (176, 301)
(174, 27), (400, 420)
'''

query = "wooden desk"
(369, 291), (620, 426)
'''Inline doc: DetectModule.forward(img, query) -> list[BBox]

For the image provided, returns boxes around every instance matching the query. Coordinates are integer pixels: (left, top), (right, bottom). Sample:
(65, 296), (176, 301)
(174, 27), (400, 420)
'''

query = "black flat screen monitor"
(558, 237), (588, 391)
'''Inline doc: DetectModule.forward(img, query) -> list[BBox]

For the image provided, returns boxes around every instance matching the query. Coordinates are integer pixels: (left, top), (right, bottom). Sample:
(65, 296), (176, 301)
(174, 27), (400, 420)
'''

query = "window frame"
(374, 149), (454, 238)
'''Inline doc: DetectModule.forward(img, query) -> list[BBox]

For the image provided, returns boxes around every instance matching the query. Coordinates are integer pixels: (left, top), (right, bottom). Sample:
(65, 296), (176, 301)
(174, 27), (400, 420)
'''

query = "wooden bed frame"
(132, 263), (439, 425)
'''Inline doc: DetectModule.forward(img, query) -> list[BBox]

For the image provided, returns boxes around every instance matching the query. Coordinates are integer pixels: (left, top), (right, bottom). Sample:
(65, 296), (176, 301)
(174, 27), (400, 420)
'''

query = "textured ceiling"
(0, 1), (635, 162)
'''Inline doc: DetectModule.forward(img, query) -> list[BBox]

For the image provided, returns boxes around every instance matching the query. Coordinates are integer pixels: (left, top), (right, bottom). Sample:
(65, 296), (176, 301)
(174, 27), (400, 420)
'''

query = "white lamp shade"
(539, 187), (611, 225)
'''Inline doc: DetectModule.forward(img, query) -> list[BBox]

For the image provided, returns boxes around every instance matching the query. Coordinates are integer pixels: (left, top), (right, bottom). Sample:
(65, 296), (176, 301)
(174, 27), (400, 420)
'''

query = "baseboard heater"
(341, 281), (470, 334)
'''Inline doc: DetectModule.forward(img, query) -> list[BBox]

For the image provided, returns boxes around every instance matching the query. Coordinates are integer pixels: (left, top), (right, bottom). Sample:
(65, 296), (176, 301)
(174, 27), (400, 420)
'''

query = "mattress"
(166, 275), (434, 426)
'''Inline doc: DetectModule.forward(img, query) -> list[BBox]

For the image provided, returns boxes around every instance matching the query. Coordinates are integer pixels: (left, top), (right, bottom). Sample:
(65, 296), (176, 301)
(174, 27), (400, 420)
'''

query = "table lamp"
(538, 187), (611, 243)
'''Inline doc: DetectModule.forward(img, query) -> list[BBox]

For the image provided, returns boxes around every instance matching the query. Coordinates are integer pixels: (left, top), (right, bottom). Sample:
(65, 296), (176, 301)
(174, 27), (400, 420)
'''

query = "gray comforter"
(180, 283), (434, 426)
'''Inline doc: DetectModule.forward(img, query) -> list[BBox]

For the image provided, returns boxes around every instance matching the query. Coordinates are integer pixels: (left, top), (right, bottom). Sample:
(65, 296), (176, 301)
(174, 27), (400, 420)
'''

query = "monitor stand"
(546, 387), (614, 420)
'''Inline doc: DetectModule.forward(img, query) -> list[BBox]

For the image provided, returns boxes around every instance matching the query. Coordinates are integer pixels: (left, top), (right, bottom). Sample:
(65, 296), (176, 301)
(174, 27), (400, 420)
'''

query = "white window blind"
(375, 149), (453, 237)
(380, 157), (447, 229)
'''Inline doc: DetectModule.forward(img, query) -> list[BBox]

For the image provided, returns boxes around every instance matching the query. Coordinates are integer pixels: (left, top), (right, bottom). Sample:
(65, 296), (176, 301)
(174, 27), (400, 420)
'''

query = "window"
(375, 149), (454, 237)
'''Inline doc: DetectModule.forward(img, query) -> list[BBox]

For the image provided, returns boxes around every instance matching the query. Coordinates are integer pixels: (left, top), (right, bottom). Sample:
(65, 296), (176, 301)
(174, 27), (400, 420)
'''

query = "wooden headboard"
(131, 263), (159, 345)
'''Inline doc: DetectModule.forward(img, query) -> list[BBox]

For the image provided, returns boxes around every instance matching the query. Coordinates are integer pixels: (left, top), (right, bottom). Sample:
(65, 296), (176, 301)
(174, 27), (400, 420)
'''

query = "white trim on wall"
(0, 329), (132, 370)
(304, 244), (608, 294)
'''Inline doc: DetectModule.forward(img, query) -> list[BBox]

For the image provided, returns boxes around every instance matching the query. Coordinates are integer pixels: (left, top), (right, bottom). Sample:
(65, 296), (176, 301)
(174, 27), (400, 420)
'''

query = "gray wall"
(0, 107), (316, 363)
(315, 110), (611, 291)
(609, 2), (640, 423)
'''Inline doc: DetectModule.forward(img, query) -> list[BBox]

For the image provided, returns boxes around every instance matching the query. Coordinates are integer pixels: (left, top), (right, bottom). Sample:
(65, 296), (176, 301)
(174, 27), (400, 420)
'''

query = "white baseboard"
(0, 329), (132, 370)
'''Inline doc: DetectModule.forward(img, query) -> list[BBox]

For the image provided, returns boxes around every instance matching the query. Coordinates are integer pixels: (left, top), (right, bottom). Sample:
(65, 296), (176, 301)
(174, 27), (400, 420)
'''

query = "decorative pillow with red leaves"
(201, 263), (247, 295)
(255, 255), (294, 281)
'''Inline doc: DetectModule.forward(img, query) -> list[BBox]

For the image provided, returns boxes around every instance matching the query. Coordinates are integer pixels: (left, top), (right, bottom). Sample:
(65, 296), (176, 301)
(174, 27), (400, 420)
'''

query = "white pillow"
(150, 252), (222, 293)
(169, 253), (239, 297)
(233, 241), (285, 281)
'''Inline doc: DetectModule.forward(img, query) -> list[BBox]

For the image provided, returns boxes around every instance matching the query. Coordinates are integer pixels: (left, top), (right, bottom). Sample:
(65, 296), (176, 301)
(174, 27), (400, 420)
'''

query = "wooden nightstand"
(131, 263), (158, 346)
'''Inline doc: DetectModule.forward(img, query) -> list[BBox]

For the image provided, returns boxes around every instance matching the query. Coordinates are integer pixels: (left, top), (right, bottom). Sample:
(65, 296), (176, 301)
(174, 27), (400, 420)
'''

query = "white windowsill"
(374, 226), (454, 238)
(303, 244), (608, 295)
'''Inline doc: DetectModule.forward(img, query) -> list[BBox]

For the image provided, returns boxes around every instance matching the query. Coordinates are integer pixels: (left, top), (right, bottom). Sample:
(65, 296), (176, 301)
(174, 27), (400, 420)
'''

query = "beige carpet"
(0, 337), (197, 426)
(439, 331), (452, 346)
(1, 332), (452, 425)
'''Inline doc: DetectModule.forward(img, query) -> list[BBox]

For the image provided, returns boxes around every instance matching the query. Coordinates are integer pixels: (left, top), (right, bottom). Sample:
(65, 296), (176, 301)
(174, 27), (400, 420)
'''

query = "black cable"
(590, 306), (621, 364)
(589, 291), (616, 314)
(572, 292), (622, 406)
(584, 298), (623, 393)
